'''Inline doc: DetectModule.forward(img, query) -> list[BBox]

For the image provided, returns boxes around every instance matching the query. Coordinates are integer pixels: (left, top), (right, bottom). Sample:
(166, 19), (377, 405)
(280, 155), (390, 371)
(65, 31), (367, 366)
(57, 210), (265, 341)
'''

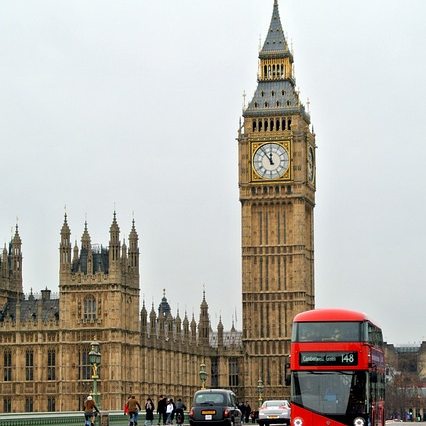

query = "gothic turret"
(108, 211), (121, 274)
(81, 221), (91, 250)
(59, 213), (72, 274)
(1, 244), (8, 278)
(141, 299), (148, 337)
(198, 290), (210, 346)
(128, 219), (139, 279)
(217, 316), (224, 348)
(183, 312), (190, 341)
(150, 303), (157, 337)
(190, 314), (197, 343)
(10, 224), (23, 296)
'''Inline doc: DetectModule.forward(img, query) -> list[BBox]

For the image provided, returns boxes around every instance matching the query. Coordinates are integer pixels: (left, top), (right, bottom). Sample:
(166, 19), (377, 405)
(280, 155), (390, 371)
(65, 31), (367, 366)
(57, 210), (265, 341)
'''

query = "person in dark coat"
(157, 395), (167, 425)
(145, 397), (155, 426)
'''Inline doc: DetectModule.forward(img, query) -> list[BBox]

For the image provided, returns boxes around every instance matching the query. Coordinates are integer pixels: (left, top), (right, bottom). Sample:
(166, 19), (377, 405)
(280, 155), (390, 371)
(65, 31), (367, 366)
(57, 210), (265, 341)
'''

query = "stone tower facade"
(0, 226), (24, 307)
(238, 0), (316, 400)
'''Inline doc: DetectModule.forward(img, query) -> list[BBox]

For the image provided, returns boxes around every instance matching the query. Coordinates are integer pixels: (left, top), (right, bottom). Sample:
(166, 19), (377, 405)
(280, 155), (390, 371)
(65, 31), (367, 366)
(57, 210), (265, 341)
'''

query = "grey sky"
(0, 0), (425, 345)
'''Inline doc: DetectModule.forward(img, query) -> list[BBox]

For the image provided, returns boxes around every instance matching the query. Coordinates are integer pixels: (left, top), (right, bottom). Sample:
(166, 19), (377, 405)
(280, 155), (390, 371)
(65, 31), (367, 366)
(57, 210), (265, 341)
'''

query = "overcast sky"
(1, 0), (425, 345)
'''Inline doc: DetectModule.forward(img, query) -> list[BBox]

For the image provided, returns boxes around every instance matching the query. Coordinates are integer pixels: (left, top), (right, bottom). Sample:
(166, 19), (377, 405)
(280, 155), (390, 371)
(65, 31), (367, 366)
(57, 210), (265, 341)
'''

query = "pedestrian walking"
(127, 395), (142, 426)
(83, 395), (99, 426)
(245, 402), (251, 423)
(174, 398), (186, 424)
(157, 395), (167, 425)
(145, 397), (155, 426)
(166, 398), (174, 424)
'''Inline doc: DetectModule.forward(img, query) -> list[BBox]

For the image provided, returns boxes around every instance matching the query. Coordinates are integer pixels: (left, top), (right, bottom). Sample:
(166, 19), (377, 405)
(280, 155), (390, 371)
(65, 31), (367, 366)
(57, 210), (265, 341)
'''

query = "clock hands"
(261, 146), (274, 165)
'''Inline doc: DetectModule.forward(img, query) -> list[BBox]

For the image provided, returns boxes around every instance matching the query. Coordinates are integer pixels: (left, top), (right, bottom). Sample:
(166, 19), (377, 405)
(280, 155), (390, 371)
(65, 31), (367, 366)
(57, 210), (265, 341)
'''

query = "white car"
(258, 400), (291, 426)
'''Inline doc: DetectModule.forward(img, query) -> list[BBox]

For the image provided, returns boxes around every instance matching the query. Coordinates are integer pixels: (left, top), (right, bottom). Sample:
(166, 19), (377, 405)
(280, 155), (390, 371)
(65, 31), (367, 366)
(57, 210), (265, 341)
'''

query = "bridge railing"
(0, 411), (183, 426)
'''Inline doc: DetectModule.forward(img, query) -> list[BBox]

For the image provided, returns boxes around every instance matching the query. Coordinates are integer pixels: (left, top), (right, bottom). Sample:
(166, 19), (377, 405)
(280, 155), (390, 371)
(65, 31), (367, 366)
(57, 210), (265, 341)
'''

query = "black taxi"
(189, 389), (242, 426)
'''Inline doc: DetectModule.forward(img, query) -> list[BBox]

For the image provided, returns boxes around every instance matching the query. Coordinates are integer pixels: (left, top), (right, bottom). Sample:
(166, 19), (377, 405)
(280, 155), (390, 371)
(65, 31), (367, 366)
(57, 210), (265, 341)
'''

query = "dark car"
(189, 389), (242, 426)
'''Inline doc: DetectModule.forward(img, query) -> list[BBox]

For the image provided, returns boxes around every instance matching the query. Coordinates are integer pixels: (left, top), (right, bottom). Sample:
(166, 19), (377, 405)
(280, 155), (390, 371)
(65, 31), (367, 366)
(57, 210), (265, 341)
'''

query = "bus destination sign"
(300, 352), (358, 366)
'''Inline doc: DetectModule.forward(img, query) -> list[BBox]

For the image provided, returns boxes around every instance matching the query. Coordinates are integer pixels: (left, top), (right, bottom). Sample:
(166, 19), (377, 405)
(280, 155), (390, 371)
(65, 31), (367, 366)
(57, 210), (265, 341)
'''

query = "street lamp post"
(199, 361), (208, 389)
(89, 340), (101, 408)
(257, 378), (264, 408)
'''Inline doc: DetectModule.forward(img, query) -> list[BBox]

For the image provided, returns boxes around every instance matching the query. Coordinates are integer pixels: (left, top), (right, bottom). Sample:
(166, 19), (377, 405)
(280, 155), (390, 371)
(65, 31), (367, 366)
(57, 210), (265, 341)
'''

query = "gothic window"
(271, 90), (275, 96)
(288, 118), (292, 129)
(282, 119), (286, 130)
(25, 397), (33, 412)
(270, 119), (274, 131)
(228, 357), (239, 387)
(264, 119), (268, 130)
(47, 349), (56, 380)
(48, 397), (56, 412)
(25, 349), (34, 381)
(253, 120), (257, 131)
(258, 120), (263, 131)
(211, 357), (219, 388)
(83, 296), (96, 321)
(78, 347), (91, 380)
(276, 119), (280, 131)
(3, 350), (12, 381)
(3, 398), (11, 413)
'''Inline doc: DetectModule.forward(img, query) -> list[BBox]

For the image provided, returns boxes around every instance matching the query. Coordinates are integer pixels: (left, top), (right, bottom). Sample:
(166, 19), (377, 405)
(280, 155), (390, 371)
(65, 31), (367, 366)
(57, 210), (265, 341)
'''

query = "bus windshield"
(293, 321), (362, 342)
(292, 371), (367, 417)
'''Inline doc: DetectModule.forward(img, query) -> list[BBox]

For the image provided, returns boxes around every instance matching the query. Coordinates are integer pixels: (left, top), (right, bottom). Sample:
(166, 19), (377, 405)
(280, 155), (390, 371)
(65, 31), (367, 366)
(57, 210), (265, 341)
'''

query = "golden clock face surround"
(251, 141), (291, 182)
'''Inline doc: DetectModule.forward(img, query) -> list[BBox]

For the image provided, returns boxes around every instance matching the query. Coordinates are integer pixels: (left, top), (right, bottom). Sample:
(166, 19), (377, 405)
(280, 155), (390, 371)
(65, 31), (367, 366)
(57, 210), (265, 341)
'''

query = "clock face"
(253, 143), (289, 180)
(307, 146), (315, 183)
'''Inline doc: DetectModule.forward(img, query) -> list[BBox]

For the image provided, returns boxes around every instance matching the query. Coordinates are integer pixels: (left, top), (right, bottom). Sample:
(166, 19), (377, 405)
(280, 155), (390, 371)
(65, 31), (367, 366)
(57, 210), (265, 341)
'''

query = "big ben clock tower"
(239, 0), (316, 400)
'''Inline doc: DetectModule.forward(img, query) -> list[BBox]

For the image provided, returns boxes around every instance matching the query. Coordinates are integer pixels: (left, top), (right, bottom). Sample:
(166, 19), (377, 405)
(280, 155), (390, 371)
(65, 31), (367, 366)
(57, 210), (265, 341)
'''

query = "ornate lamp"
(199, 361), (208, 389)
(88, 340), (101, 407)
(257, 377), (264, 408)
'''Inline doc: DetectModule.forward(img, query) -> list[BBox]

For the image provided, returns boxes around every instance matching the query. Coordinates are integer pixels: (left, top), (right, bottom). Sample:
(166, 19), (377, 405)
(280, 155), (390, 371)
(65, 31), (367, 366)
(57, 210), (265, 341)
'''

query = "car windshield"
(291, 371), (367, 416)
(263, 401), (288, 408)
(194, 393), (225, 405)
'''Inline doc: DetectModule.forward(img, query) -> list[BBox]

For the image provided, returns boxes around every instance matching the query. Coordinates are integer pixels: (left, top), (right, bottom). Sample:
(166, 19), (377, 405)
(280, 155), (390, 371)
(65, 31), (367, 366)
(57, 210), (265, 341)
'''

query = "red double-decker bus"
(289, 308), (385, 426)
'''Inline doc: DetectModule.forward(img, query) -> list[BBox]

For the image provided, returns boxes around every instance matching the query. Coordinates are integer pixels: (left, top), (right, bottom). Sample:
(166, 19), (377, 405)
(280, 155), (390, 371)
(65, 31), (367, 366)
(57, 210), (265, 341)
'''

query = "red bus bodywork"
(289, 309), (385, 426)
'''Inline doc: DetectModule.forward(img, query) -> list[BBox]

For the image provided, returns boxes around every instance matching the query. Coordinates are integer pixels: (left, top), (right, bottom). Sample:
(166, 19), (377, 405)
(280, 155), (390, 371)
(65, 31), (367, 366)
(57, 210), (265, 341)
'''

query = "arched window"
(84, 296), (96, 321)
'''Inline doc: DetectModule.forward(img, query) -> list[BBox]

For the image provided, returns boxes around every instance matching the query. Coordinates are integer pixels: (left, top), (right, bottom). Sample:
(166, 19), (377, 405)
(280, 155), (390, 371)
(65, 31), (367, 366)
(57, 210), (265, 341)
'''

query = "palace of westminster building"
(1, 0), (424, 414)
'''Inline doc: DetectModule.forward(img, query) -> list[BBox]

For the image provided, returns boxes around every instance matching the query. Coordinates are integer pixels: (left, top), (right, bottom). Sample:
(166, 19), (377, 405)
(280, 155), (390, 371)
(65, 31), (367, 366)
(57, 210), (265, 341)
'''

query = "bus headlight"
(293, 418), (303, 426)
(353, 418), (365, 426)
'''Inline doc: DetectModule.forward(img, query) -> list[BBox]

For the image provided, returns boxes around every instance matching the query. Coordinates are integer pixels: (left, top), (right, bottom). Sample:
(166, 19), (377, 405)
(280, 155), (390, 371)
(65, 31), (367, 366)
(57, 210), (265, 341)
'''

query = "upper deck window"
(293, 322), (362, 342)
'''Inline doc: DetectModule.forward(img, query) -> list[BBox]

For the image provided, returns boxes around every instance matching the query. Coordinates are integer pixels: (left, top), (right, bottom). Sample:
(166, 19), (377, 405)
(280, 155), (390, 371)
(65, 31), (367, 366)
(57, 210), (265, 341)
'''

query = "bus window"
(294, 322), (362, 342)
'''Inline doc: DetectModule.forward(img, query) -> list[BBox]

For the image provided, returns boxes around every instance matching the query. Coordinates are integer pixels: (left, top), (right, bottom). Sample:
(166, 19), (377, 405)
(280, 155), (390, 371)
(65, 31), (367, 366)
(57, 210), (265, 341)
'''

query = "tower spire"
(259, 0), (290, 59)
